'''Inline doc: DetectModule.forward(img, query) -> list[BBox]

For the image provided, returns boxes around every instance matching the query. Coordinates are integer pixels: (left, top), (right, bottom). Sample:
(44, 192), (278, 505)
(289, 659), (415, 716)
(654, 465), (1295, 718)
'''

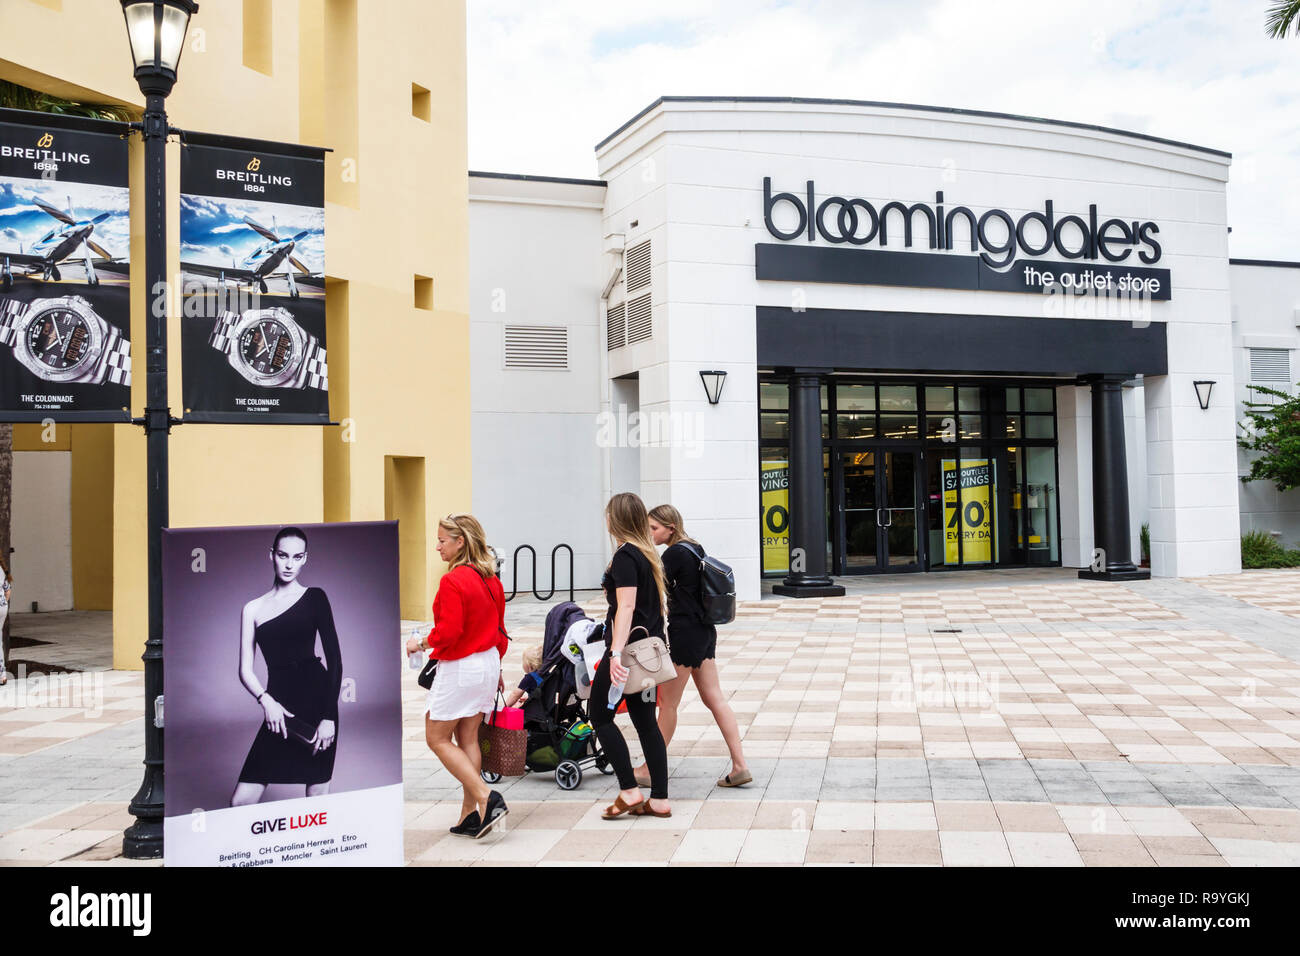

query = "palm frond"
(0, 80), (132, 122)
(1266, 0), (1300, 38)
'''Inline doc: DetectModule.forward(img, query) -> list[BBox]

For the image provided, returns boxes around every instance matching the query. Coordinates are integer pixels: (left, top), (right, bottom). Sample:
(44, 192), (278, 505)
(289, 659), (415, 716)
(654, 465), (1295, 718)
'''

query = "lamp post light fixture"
(699, 369), (727, 405)
(1193, 380), (1215, 410)
(120, 0), (198, 861)
(122, 0), (198, 95)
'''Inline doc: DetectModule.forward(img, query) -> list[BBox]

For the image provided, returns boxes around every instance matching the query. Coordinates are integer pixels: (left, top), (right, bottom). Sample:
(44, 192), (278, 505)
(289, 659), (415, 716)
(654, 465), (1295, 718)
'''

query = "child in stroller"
(504, 644), (545, 709)
(481, 601), (615, 791)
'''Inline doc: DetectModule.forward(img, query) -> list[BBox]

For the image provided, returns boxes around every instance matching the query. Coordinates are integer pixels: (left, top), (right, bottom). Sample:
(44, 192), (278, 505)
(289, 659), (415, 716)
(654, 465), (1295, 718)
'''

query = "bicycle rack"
(503, 543), (574, 603)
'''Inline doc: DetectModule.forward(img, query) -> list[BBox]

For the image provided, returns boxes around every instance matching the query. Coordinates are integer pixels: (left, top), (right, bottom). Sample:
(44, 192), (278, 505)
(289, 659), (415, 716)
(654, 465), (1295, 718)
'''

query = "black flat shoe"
(449, 811), (480, 836)
(473, 791), (509, 839)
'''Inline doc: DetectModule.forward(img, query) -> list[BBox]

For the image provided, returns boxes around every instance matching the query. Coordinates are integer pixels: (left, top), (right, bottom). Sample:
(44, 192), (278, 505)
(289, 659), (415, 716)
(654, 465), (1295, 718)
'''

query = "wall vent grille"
(1250, 347), (1291, 383)
(626, 293), (652, 344)
(625, 239), (652, 292)
(606, 304), (626, 351)
(504, 324), (568, 369)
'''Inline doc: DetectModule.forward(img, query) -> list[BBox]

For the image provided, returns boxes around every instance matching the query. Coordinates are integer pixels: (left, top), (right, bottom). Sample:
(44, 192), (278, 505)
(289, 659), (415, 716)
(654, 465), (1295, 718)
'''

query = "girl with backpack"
(633, 504), (751, 788)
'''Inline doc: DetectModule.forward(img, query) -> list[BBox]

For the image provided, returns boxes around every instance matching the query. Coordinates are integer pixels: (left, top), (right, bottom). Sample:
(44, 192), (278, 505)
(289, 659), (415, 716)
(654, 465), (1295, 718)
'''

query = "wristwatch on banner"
(208, 307), (328, 391)
(0, 296), (132, 387)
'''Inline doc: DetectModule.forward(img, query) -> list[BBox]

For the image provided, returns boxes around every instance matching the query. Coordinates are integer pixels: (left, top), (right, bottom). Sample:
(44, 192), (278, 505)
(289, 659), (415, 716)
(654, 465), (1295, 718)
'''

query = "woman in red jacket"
(404, 514), (510, 838)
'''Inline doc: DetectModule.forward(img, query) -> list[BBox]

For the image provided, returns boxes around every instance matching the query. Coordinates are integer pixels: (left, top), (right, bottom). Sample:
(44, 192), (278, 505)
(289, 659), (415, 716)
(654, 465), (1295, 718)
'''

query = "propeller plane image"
(0, 196), (121, 291)
(180, 214), (319, 298)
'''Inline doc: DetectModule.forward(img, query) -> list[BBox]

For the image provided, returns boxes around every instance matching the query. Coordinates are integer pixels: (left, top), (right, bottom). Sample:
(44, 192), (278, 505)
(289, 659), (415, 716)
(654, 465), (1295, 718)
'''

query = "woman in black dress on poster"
(632, 504), (751, 788)
(231, 527), (343, 806)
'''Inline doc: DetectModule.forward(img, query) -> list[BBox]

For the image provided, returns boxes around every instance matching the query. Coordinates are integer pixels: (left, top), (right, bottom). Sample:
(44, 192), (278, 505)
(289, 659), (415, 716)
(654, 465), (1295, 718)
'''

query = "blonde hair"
(439, 513), (497, 579)
(605, 492), (666, 613)
(521, 644), (543, 672)
(648, 503), (698, 548)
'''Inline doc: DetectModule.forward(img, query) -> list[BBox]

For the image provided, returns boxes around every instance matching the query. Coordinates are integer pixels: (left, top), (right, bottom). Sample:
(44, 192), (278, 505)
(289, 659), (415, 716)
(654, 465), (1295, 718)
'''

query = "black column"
(1078, 375), (1149, 581)
(123, 95), (172, 858)
(774, 371), (844, 598)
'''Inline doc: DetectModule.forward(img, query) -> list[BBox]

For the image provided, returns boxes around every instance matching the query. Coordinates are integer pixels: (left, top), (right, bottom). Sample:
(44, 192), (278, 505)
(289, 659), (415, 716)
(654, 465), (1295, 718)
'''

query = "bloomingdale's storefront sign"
(755, 177), (1172, 301)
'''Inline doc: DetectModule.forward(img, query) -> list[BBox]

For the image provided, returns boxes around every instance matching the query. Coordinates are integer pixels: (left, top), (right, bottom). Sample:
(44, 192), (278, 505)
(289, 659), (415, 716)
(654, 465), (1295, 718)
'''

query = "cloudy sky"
(467, 0), (1300, 259)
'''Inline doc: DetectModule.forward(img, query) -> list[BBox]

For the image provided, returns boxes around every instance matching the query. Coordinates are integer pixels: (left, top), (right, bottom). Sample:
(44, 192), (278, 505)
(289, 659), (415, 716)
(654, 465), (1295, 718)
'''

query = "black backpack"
(678, 543), (736, 626)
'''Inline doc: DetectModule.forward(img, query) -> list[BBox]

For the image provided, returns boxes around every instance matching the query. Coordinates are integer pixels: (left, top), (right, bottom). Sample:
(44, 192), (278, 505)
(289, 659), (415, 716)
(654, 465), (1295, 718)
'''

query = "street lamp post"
(120, 0), (198, 861)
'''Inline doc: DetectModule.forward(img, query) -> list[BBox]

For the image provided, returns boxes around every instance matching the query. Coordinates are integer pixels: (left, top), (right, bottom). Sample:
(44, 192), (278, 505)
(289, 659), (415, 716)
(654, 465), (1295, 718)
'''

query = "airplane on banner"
(0, 197), (119, 291)
(181, 215), (318, 298)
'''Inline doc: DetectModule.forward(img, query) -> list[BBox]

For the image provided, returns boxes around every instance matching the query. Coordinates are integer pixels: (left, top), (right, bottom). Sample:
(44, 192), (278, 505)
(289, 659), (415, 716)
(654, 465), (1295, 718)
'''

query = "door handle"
(876, 508), (883, 527)
(884, 509), (893, 528)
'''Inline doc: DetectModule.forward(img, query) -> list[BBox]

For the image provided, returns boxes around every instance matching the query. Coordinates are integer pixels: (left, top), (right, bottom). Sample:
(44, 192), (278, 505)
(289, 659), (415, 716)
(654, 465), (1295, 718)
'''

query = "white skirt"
(423, 647), (501, 722)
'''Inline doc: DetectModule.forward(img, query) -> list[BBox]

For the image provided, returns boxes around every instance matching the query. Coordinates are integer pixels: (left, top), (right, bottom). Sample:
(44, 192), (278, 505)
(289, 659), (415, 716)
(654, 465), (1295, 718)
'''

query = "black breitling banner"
(0, 109), (132, 422)
(180, 133), (328, 424)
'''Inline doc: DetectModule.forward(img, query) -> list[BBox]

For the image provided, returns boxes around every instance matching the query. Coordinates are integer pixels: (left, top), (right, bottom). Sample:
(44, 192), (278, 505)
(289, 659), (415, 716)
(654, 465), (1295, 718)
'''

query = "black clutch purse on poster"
(417, 658), (438, 690)
(284, 714), (319, 749)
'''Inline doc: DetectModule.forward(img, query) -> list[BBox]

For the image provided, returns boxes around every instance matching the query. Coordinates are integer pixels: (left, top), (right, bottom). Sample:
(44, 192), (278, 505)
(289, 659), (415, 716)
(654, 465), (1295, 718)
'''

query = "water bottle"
(407, 627), (426, 670)
(606, 654), (625, 710)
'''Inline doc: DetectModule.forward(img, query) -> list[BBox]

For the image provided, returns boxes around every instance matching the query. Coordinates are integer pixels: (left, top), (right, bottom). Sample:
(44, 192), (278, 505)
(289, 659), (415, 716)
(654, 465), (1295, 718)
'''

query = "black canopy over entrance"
(760, 307), (1161, 595)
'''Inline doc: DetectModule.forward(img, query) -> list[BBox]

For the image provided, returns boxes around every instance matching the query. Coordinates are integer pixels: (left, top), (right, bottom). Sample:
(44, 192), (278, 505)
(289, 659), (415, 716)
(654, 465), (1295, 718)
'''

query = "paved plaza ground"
(2, 569), (1300, 866)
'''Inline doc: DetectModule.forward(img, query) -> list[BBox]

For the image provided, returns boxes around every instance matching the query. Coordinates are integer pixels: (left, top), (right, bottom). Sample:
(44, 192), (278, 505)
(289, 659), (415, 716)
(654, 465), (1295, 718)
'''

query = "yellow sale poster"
(942, 459), (992, 563)
(760, 460), (790, 573)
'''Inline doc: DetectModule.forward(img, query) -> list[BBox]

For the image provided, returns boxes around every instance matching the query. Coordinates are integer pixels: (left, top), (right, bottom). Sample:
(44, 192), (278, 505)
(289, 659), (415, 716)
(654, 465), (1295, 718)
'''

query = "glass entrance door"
(837, 448), (921, 573)
(883, 450), (919, 568)
(841, 449), (879, 570)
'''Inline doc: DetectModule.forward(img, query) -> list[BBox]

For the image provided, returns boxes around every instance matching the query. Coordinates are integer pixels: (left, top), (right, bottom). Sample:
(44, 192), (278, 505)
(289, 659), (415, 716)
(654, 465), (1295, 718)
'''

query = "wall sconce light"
(699, 370), (727, 405)
(1193, 380), (1215, 410)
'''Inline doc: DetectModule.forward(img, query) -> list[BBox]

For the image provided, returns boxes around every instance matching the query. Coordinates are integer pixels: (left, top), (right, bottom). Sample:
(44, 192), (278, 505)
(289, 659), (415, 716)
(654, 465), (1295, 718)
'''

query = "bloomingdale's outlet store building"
(469, 97), (1251, 602)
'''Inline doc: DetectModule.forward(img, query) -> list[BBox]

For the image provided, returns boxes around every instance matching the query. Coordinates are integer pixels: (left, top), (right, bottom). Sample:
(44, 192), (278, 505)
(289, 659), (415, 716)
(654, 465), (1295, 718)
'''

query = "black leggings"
(589, 645), (668, 799)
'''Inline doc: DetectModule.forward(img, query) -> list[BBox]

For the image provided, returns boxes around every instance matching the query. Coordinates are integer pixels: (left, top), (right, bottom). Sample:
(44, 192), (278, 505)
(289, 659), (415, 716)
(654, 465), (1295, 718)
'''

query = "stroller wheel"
(481, 770), (502, 784)
(595, 754), (615, 775)
(555, 760), (582, 791)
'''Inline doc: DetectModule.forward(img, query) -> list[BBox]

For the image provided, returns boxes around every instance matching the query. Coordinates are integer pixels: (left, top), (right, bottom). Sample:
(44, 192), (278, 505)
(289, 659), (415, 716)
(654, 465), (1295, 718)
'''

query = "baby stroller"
(481, 602), (614, 791)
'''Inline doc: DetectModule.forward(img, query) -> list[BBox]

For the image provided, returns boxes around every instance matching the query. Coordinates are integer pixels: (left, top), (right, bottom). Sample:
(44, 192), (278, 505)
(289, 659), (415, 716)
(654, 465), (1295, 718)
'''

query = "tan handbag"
(620, 626), (676, 697)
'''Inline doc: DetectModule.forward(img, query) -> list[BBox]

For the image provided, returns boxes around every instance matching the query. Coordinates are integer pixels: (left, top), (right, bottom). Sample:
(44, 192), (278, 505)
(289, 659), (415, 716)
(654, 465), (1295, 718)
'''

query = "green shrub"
(1241, 530), (1300, 569)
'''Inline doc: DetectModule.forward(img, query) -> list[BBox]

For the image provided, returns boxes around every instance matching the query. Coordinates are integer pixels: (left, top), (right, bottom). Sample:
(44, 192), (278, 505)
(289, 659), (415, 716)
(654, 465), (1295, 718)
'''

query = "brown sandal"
(601, 794), (646, 819)
(640, 802), (672, 818)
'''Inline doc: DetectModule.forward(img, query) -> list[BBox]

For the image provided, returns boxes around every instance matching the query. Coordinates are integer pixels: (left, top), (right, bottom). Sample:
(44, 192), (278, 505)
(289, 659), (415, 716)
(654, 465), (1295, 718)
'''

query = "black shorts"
(668, 620), (717, 669)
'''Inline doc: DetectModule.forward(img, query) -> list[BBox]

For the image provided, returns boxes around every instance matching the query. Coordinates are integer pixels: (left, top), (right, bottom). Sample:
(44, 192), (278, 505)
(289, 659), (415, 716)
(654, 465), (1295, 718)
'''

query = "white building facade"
(471, 97), (1255, 600)
(1231, 260), (1300, 546)
(468, 172), (609, 593)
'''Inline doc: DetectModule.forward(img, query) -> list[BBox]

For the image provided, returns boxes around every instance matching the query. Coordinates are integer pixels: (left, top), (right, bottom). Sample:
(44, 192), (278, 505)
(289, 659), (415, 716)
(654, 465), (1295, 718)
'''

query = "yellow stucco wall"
(68, 424), (115, 610)
(1, 0), (471, 667)
(12, 422), (114, 610)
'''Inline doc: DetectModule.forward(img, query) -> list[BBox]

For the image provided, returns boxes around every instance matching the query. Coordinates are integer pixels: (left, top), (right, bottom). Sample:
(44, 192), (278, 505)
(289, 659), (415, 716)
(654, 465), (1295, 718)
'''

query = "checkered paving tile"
(4, 798), (1296, 867)
(0, 671), (142, 756)
(1188, 570), (1300, 620)
(3, 572), (1300, 865)
(517, 584), (1297, 769)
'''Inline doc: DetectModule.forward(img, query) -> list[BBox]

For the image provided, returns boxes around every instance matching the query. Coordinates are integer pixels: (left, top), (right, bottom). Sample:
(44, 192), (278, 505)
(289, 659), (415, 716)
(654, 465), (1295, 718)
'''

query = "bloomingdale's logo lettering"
(763, 177), (1162, 269)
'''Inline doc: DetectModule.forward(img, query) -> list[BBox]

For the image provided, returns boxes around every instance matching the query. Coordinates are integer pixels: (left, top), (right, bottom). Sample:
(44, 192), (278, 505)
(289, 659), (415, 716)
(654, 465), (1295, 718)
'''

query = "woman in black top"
(632, 504), (750, 788)
(232, 527), (344, 806)
(591, 493), (672, 819)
